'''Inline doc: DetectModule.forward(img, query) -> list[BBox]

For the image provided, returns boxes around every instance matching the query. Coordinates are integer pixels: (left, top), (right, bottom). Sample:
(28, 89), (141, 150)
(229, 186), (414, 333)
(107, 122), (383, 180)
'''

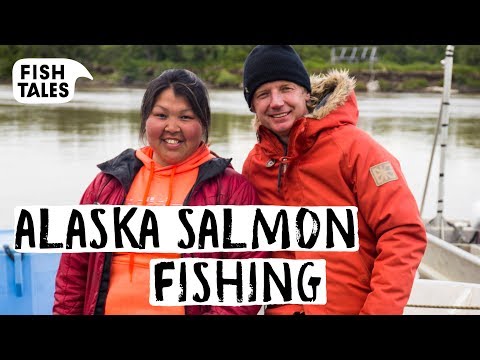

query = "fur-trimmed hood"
(307, 69), (356, 120)
(252, 69), (358, 130)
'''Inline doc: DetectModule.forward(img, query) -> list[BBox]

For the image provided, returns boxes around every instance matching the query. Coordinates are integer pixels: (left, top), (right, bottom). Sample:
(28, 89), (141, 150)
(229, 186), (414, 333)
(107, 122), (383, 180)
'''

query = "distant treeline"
(1, 45), (480, 92)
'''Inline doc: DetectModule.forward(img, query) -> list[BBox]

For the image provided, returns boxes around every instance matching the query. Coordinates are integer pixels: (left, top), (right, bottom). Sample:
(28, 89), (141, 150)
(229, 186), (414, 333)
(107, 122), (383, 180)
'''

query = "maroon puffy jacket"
(53, 148), (269, 315)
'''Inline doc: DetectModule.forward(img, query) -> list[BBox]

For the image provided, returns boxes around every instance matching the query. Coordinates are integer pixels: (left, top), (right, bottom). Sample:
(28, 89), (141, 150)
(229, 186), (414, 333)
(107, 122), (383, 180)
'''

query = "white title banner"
(149, 258), (327, 306)
(14, 205), (358, 253)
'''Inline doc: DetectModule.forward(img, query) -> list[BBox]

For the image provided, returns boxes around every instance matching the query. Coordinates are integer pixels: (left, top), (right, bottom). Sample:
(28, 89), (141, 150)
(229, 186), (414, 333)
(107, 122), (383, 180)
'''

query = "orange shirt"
(104, 144), (214, 315)
(105, 252), (183, 314)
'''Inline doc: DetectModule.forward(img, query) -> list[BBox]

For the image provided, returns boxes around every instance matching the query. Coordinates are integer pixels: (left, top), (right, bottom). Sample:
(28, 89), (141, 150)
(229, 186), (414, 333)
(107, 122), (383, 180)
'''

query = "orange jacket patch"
(369, 161), (398, 186)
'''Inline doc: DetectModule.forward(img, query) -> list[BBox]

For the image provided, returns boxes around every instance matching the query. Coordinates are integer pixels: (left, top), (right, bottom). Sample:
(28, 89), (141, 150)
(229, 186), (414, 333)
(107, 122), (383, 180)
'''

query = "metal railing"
(330, 46), (378, 64)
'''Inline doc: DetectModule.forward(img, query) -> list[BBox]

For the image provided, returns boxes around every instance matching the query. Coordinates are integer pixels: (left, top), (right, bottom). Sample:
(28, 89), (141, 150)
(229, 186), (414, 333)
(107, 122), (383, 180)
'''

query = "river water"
(1, 85), (480, 229)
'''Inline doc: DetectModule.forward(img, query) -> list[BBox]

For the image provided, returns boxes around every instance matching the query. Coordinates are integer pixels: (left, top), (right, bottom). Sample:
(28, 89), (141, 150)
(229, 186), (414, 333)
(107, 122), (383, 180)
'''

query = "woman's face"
(146, 87), (204, 166)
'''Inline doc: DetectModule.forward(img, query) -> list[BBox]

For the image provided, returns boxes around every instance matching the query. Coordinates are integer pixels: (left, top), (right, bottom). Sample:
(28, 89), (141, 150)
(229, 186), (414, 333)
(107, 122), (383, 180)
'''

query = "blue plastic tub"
(0, 229), (61, 315)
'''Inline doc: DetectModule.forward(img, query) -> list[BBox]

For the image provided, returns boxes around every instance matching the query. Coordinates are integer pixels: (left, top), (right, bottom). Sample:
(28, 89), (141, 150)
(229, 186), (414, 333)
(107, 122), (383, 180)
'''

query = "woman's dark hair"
(139, 68), (211, 143)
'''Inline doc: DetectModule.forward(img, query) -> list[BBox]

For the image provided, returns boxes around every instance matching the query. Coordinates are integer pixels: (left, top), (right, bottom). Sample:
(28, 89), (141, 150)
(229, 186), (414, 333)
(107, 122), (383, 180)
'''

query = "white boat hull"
(405, 230), (480, 315)
(418, 233), (480, 283)
(406, 278), (480, 315)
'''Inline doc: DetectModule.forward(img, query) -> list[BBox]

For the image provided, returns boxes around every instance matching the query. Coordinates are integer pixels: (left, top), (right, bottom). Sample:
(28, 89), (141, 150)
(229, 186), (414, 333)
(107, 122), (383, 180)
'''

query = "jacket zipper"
(277, 142), (288, 193)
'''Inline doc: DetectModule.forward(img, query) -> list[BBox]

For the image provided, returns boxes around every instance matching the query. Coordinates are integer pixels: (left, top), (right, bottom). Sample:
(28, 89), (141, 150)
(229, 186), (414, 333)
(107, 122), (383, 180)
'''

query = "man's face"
(251, 80), (310, 142)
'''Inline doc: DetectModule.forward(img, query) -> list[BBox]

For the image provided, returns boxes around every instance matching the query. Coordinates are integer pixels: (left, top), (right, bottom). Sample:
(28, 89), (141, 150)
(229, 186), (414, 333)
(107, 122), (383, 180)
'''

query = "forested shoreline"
(2, 45), (479, 93)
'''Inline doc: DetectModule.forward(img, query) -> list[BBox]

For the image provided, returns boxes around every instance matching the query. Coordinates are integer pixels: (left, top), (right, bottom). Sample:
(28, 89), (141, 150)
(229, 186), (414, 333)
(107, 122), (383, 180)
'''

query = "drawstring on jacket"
(277, 139), (290, 193)
(128, 160), (177, 282)
(166, 166), (176, 206)
(277, 157), (290, 192)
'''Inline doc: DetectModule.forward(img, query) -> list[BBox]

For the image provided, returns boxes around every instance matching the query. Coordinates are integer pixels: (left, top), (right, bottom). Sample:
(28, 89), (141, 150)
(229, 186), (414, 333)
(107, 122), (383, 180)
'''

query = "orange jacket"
(242, 70), (427, 314)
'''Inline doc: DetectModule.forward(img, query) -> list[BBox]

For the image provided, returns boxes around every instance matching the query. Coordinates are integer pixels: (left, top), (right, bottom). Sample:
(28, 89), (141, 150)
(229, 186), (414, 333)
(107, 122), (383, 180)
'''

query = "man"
(241, 45), (427, 315)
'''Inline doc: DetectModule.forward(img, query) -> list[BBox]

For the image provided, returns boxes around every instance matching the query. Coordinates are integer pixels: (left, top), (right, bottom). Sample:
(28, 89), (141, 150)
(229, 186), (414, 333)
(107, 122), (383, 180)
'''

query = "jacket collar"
(97, 148), (143, 193)
(97, 148), (232, 196)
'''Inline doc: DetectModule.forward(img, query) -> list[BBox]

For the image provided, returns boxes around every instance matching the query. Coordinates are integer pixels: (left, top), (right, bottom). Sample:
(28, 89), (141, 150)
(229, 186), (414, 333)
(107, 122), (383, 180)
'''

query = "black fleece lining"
(97, 148), (143, 194)
(94, 253), (112, 315)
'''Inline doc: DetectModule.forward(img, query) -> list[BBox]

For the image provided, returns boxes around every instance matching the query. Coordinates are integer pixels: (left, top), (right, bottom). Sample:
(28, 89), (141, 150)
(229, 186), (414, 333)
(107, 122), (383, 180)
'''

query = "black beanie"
(243, 45), (311, 109)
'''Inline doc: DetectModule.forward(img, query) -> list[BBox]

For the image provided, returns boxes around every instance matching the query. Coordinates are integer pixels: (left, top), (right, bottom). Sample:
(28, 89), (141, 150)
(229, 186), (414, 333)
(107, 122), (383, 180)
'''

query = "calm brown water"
(1, 85), (480, 229)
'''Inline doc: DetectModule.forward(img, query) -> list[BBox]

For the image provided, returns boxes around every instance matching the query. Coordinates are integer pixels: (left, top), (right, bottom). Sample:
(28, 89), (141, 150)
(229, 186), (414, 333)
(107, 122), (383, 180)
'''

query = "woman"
(53, 69), (268, 315)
